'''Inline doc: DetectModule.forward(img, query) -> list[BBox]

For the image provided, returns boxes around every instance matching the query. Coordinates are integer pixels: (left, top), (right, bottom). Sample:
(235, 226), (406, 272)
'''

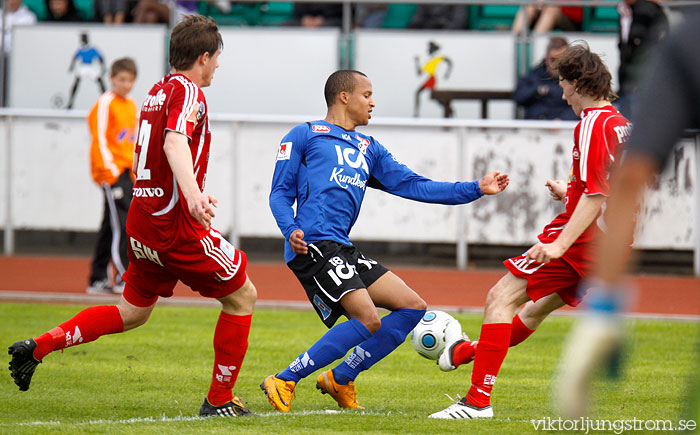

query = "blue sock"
(332, 308), (425, 384)
(277, 318), (371, 383)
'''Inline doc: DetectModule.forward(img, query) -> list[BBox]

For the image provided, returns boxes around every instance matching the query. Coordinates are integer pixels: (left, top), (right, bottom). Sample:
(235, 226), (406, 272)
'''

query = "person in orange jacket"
(86, 57), (138, 294)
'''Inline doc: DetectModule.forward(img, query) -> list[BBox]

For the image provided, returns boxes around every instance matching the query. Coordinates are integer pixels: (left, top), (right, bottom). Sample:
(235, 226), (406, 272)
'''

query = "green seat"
(24, 0), (48, 21)
(258, 2), (294, 26)
(198, 1), (258, 26)
(582, 5), (619, 33)
(74, 0), (94, 21)
(468, 5), (519, 30)
(382, 4), (417, 29)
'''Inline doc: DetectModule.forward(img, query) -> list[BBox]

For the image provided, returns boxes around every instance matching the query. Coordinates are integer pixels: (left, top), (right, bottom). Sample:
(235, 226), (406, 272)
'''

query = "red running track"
(0, 255), (698, 316)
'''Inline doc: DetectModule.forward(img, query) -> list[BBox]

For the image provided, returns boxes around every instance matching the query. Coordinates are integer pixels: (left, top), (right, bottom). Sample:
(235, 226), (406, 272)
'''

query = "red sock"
(207, 312), (252, 406)
(509, 314), (535, 347)
(453, 340), (479, 367)
(33, 305), (124, 361)
(452, 314), (535, 368)
(465, 323), (511, 408)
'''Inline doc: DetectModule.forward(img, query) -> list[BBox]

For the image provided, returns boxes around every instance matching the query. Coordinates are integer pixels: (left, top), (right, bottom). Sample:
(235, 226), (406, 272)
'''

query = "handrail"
(199, 0), (697, 8)
(0, 108), (578, 129)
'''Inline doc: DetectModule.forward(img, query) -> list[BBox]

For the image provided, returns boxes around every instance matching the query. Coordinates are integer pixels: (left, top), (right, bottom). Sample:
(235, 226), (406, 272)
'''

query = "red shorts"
(122, 228), (248, 307)
(421, 76), (436, 90)
(503, 254), (585, 307)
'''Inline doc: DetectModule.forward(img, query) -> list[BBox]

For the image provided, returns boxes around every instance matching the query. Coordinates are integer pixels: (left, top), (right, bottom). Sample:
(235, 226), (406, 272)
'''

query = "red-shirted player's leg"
(207, 277), (257, 406)
(452, 293), (565, 367)
(32, 287), (155, 361)
(452, 314), (532, 368)
(466, 273), (529, 408)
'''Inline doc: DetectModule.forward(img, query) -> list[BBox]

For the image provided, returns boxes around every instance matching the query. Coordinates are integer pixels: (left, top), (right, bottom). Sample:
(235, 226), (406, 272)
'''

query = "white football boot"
(428, 397), (494, 419)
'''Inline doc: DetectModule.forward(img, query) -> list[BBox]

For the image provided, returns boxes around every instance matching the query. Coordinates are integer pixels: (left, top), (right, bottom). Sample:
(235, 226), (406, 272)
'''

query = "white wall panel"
(11, 24), (167, 110)
(207, 28), (338, 117)
(355, 30), (516, 119)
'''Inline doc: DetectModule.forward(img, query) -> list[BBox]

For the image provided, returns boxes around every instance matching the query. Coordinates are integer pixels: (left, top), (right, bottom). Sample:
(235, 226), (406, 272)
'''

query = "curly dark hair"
(553, 42), (617, 101)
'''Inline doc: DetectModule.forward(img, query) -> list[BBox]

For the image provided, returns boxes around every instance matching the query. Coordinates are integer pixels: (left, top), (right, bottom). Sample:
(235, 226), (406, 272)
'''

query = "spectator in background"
(0, 0), (36, 106)
(45, 0), (82, 21)
(292, 3), (342, 27)
(512, 0), (582, 34)
(94, 0), (130, 23)
(132, 0), (197, 24)
(354, 3), (386, 28)
(616, 0), (667, 119)
(0, 0), (37, 55)
(86, 58), (138, 294)
(408, 5), (467, 30)
(513, 36), (578, 120)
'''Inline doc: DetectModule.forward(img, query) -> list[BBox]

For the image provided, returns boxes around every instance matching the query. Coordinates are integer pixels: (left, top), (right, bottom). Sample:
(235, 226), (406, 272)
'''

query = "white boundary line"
(0, 412), (535, 427)
(0, 290), (698, 322)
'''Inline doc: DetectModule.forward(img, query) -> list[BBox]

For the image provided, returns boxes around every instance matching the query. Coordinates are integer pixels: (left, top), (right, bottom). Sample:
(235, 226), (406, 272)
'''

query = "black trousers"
(89, 170), (133, 285)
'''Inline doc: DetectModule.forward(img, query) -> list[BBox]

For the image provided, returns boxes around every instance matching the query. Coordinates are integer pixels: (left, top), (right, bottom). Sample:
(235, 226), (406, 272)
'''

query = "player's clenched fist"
(546, 179), (566, 202)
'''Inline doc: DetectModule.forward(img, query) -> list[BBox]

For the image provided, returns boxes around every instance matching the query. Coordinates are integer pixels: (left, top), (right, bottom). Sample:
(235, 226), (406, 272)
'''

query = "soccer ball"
(410, 310), (462, 360)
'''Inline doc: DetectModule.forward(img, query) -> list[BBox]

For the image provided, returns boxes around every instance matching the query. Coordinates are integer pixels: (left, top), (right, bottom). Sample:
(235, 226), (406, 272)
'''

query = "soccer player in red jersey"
(556, 13), (700, 418)
(429, 43), (631, 419)
(8, 15), (258, 418)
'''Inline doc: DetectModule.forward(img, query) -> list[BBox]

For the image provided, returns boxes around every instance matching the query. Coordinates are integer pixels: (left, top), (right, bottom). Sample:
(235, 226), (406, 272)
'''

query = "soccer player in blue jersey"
(261, 70), (510, 412)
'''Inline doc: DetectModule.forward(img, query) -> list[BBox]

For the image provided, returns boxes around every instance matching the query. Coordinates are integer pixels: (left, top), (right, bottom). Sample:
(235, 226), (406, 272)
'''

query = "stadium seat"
(198, 1), (260, 26)
(73, 0), (94, 21)
(582, 5), (619, 33)
(381, 4), (417, 29)
(468, 5), (519, 31)
(258, 2), (294, 26)
(23, 0), (48, 21)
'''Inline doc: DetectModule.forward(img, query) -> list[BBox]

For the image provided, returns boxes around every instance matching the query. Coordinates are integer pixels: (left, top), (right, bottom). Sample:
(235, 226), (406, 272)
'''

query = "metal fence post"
(3, 114), (14, 255)
(230, 121), (241, 248)
(341, 1), (352, 69)
(456, 126), (468, 270)
(695, 133), (700, 276)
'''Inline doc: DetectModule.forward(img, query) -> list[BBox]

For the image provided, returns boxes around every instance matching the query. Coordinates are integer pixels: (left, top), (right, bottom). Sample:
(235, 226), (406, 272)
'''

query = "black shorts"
(287, 240), (389, 328)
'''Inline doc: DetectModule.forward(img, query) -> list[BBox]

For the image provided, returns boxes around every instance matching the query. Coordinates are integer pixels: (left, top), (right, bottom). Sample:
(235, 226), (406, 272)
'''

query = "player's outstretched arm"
(163, 130), (217, 231)
(478, 171), (509, 195)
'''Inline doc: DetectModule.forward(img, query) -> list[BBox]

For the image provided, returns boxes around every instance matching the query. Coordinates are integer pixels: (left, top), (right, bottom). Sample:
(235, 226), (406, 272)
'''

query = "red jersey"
(127, 74), (211, 251)
(540, 105), (631, 274)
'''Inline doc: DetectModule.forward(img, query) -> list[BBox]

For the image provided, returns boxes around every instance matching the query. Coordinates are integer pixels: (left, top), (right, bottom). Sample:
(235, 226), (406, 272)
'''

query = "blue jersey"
(269, 120), (483, 262)
(75, 47), (102, 64)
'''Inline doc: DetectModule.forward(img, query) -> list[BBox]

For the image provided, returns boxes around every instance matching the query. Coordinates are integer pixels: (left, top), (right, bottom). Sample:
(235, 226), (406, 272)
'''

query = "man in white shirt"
(0, 0), (37, 55)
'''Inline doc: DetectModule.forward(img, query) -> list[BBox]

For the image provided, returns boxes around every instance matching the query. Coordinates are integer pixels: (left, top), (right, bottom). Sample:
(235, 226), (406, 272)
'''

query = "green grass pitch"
(1, 302), (698, 434)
